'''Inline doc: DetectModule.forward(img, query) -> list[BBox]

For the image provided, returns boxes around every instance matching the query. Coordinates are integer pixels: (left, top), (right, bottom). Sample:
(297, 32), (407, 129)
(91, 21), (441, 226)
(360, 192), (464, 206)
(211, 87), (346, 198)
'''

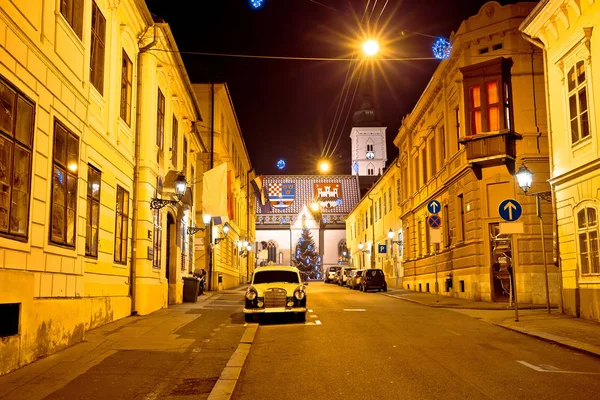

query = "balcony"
(459, 130), (521, 179)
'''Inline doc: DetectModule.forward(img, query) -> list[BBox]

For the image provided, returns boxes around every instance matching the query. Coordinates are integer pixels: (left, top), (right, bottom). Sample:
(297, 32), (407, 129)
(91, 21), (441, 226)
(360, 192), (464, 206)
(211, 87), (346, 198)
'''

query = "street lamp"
(187, 213), (212, 235)
(318, 159), (331, 173)
(362, 39), (379, 56)
(150, 174), (187, 209)
(515, 163), (553, 314)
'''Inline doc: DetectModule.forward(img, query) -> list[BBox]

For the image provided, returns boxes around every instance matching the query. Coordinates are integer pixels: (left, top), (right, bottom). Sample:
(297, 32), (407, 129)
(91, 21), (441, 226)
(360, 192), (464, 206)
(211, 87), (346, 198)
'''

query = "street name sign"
(427, 214), (442, 228)
(498, 199), (523, 222)
(378, 244), (387, 254)
(427, 199), (441, 215)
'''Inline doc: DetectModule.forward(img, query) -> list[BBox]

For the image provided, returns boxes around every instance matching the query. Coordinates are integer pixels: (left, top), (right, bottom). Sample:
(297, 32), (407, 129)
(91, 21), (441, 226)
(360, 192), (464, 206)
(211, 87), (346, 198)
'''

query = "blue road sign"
(378, 244), (387, 254)
(427, 214), (442, 228)
(498, 199), (523, 222)
(427, 199), (441, 215)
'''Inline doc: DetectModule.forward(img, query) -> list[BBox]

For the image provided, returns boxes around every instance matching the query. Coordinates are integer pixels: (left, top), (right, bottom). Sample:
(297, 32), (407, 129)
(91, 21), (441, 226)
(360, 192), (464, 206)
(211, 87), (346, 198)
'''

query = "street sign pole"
(435, 244), (439, 302)
(512, 233), (519, 322)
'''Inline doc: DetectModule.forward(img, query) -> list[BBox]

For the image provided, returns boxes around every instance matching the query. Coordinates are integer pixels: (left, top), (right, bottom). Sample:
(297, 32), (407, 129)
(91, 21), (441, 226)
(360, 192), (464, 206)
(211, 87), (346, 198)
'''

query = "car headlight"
(245, 290), (257, 301)
(294, 289), (305, 301)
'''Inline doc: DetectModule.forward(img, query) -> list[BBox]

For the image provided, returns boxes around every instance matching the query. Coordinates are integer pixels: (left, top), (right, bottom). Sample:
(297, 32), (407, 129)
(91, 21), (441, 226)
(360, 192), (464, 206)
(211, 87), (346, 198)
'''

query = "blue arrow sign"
(427, 199), (441, 215)
(378, 244), (387, 254)
(498, 199), (523, 222)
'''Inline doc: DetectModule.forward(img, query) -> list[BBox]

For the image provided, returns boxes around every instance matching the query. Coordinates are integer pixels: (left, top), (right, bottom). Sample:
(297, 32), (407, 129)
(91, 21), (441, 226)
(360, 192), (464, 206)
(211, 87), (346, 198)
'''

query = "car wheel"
(244, 314), (254, 323)
(383, 284), (387, 292)
(298, 313), (306, 323)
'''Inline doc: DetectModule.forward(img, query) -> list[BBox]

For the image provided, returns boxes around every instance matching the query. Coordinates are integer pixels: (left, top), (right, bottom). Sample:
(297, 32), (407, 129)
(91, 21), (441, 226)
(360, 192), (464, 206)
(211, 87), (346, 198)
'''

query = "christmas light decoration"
(277, 159), (286, 170)
(432, 37), (452, 60)
(250, 0), (264, 9)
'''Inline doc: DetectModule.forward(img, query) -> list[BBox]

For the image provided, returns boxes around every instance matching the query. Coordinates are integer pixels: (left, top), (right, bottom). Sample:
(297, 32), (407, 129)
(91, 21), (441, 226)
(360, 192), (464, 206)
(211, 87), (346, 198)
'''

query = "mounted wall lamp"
(358, 242), (371, 254)
(237, 239), (252, 257)
(214, 223), (230, 246)
(187, 213), (212, 235)
(150, 174), (187, 209)
(387, 228), (403, 246)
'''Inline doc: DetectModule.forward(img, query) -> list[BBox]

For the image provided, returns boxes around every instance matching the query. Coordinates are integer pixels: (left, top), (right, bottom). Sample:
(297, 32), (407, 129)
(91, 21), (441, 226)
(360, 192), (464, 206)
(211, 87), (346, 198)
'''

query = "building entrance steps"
(383, 289), (600, 358)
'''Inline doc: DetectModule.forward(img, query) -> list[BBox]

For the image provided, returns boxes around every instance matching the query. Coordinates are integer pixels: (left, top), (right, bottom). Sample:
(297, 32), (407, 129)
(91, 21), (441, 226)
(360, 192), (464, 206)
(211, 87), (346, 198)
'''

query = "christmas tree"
(293, 227), (321, 277)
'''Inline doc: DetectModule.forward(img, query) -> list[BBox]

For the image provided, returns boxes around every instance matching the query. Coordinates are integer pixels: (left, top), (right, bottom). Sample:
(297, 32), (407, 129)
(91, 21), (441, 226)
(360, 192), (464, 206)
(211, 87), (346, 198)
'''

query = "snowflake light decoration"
(432, 37), (452, 60)
(276, 159), (286, 170)
(250, 0), (264, 9)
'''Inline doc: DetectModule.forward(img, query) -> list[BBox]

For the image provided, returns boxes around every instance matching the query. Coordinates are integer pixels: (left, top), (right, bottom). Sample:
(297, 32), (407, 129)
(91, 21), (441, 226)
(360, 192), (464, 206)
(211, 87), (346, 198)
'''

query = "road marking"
(343, 309), (366, 312)
(308, 309), (313, 312)
(447, 330), (461, 336)
(516, 361), (600, 375)
(315, 320), (322, 325)
(309, 314), (318, 318)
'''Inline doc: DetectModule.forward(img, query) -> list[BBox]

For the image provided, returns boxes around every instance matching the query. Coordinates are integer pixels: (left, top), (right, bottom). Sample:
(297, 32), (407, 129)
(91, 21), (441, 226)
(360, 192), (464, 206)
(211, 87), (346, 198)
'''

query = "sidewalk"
(384, 288), (600, 358)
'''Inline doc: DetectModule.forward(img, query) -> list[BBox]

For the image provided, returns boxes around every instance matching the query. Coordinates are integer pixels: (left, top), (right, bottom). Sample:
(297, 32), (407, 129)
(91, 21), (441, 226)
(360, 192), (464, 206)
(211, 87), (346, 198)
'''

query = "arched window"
(338, 240), (350, 261)
(577, 207), (600, 275)
(567, 61), (590, 145)
(267, 241), (277, 263)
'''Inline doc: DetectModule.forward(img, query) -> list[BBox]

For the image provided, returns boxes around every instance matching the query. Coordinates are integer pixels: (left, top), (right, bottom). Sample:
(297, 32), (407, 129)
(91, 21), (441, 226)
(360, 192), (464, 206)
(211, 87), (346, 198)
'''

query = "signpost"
(427, 199), (441, 215)
(427, 200), (442, 302)
(498, 198), (523, 321)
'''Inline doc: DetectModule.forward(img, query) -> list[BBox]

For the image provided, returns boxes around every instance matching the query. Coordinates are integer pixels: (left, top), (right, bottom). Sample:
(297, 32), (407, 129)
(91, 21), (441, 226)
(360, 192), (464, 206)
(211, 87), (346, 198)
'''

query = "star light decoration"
(250, 0), (264, 9)
(276, 159), (286, 170)
(432, 37), (452, 60)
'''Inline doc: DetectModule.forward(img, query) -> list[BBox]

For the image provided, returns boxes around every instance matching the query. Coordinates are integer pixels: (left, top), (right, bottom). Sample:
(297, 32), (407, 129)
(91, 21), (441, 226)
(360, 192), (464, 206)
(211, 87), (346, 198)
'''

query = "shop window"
(577, 207), (600, 275)
(0, 79), (35, 240)
(50, 121), (79, 247)
(85, 165), (101, 257)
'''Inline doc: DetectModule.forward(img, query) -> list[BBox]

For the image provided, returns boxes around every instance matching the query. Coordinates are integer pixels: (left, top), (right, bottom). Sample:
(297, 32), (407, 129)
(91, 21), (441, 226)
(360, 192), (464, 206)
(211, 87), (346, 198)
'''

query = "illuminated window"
(120, 50), (133, 125)
(577, 207), (599, 275)
(89, 1), (106, 94)
(568, 61), (590, 145)
(50, 121), (79, 247)
(60, 0), (84, 39)
(114, 186), (129, 264)
(85, 165), (101, 257)
(0, 79), (35, 240)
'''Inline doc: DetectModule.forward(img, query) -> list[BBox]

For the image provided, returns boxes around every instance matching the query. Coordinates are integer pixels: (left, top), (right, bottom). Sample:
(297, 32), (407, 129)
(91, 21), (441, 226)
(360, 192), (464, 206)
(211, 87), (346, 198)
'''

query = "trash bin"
(183, 277), (200, 302)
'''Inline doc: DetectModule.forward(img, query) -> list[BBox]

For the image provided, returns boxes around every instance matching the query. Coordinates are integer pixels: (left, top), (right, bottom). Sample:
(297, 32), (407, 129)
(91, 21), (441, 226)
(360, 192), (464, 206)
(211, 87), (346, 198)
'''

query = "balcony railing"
(459, 130), (521, 179)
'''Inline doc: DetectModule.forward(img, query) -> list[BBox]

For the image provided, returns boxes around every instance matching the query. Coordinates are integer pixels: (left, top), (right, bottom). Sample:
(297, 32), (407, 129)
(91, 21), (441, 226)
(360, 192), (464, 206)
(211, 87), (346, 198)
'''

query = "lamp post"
(388, 228), (403, 289)
(515, 164), (552, 314)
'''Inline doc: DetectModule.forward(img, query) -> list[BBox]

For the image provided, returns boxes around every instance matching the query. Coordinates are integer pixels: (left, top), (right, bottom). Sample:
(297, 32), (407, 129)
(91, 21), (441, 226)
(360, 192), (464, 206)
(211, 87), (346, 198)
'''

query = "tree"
(293, 227), (321, 277)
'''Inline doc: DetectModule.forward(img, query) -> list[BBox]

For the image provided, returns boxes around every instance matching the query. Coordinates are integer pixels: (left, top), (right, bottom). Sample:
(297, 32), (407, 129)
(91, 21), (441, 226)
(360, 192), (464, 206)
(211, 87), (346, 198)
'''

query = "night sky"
(144, 0), (522, 175)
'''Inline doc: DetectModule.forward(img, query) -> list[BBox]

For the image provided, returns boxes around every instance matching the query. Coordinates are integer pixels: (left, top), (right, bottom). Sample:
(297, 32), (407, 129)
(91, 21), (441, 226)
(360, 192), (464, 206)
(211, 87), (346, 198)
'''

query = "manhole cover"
(170, 377), (218, 395)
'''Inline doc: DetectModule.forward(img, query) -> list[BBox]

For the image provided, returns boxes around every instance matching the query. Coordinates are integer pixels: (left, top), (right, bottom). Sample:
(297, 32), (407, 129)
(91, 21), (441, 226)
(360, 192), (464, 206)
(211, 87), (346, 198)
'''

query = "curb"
(382, 293), (556, 311)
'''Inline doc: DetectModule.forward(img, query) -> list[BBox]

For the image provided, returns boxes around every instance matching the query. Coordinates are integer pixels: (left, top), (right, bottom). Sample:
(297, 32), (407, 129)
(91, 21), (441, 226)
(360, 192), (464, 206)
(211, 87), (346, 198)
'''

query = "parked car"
(338, 267), (356, 286)
(325, 266), (341, 283)
(347, 269), (364, 290)
(361, 269), (387, 292)
(243, 265), (308, 323)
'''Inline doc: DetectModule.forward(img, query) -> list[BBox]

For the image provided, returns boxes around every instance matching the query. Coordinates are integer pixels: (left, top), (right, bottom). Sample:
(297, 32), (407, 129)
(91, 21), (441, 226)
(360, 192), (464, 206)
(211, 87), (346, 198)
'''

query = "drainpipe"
(207, 82), (215, 291)
(130, 24), (166, 315)
(521, 33), (563, 312)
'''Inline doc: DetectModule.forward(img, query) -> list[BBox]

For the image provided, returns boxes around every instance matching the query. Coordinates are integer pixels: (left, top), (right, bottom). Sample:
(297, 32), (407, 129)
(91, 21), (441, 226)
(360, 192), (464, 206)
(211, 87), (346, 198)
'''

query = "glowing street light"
(362, 40), (379, 56)
(310, 202), (320, 212)
(318, 159), (331, 173)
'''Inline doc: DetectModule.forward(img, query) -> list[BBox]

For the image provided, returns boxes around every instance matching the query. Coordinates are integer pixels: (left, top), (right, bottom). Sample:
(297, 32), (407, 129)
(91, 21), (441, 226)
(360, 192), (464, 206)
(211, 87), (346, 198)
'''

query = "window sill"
(571, 135), (592, 151)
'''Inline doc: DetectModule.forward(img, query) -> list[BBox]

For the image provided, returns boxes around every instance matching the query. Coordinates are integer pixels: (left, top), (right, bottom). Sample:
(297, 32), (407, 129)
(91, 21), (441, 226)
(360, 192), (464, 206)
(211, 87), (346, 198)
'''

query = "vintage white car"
(243, 265), (308, 323)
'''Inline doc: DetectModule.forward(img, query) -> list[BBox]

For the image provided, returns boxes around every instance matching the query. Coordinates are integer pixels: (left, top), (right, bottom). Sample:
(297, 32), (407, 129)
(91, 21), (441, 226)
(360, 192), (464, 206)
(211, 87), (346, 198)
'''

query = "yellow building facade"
(349, 2), (560, 304)
(521, 0), (600, 321)
(192, 83), (256, 292)
(0, 0), (211, 375)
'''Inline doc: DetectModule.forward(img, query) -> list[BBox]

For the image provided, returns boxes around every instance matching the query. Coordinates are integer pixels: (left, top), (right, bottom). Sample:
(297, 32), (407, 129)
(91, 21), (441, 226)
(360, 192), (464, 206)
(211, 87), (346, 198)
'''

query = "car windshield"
(329, 267), (340, 272)
(253, 270), (300, 284)
(344, 269), (356, 276)
(356, 271), (364, 276)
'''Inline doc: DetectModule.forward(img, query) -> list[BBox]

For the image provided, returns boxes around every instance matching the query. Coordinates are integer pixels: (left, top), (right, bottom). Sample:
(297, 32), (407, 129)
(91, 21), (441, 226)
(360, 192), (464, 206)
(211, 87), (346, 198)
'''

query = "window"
(461, 57), (513, 135)
(439, 126), (446, 164)
(383, 194), (387, 217)
(120, 50), (133, 125)
(568, 61), (590, 145)
(183, 137), (188, 174)
(156, 89), (165, 149)
(152, 209), (161, 269)
(60, 0), (84, 39)
(414, 155), (419, 191)
(114, 186), (129, 264)
(368, 167), (374, 176)
(338, 240), (349, 260)
(89, 2), (106, 94)
(429, 136), (436, 175)
(443, 204), (450, 248)
(425, 217), (430, 254)
(388, 187), (392, 213)
(267, 241), (277, 263)
(85, 166), (101, 257)
(396, 178), (401, 205)
(418, 221), (422, 257)
(0, 80), (35, 240)
(577, 207), (599, 275)
(366, 143), (373, 152)
(454, 107), (460, 151)
(378, 199), (382, 221)
(422, 148), (427, 184)
(171, 116), (178, 167)
(50, 121), (79, 247)
(458, 194), (465, 242)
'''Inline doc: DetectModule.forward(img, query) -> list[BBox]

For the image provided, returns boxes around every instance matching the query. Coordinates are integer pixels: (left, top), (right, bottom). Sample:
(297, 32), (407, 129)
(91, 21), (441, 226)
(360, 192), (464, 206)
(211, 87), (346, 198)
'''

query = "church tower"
(350, 96), (387, 176)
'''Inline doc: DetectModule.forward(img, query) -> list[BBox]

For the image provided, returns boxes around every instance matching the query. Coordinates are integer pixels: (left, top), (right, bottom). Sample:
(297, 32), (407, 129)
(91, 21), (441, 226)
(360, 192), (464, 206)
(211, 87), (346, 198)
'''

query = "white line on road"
(516, 361), (600, 375)
(309, 314), (318, 318)
(343, 309), (366, 312)
(447, 330), (461, 336)
(315, 320), (322, 325)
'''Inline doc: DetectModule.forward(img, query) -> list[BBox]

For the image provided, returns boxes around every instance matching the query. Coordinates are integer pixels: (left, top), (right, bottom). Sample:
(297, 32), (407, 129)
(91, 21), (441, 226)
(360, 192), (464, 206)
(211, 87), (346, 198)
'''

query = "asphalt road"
(232, 282), (600, 400)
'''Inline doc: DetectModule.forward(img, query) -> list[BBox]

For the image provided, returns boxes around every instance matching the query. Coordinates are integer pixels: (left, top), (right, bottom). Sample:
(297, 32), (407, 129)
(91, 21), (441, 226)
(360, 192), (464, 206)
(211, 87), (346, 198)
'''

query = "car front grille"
(264, 288), (287, 308)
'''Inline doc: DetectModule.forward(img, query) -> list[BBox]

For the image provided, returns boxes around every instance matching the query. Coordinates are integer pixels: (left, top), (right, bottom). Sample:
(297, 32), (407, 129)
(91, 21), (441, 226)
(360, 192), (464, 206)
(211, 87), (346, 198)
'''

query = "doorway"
(489, 223), (513, 302)
(166, 214), (176, 304)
